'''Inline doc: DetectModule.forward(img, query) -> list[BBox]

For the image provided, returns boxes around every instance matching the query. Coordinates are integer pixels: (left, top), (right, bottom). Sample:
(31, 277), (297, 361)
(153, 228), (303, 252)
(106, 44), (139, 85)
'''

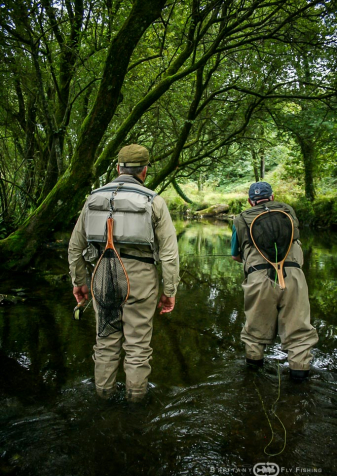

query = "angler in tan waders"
(231, 182), (318, 381)
(68, 144), (180, 401)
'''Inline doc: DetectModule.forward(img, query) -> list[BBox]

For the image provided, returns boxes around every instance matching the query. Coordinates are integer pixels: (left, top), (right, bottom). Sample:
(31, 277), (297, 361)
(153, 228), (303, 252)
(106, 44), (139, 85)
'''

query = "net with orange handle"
(250, 210), (294, 289)
(91, 217), (130, 337)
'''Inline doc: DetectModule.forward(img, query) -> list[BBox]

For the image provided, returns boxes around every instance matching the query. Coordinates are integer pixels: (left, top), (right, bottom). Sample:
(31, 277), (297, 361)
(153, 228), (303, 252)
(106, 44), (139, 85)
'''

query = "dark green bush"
(227, 197), (248, 215)
(287, 196), (337, 228)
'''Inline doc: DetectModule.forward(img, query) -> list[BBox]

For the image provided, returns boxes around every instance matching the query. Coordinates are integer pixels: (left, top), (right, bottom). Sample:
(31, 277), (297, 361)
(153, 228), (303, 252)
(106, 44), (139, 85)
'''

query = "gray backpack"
(85, 181), (157, 251)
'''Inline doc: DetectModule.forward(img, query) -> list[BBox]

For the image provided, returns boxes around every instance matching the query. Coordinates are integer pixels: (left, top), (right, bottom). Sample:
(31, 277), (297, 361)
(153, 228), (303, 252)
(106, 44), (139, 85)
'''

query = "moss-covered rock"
(193, 204), (229, 217)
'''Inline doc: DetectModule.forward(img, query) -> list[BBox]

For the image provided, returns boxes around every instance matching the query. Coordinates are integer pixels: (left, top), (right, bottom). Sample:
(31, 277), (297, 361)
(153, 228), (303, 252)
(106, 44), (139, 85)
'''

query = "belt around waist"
(120, 252), (155, 265)
(247, 262), (301, 275)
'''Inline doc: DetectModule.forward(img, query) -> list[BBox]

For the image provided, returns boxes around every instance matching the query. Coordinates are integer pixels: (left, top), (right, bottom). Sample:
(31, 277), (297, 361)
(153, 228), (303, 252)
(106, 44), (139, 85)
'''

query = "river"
(0, 220), (336, 476)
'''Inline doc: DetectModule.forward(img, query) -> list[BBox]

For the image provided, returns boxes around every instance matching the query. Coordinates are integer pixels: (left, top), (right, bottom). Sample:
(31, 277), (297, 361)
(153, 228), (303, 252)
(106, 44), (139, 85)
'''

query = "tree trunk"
(297, 136), (316, 201)
(38, 138), (59, 203)
(252, 149), (259, 181)
(0, 0), (166, 271)
(197, 173), (203, 192)
(172, 179), (193, 204)
(260, 148), (265, 179)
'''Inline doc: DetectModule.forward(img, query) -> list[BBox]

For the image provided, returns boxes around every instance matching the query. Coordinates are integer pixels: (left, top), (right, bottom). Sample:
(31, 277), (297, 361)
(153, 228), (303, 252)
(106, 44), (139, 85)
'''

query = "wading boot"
(246, 358), (264, 368)
(96, 384), (117, 400)
(126, 388), (146, 403)
(125, 379), (147, 403)
(290, 369), (309, 382)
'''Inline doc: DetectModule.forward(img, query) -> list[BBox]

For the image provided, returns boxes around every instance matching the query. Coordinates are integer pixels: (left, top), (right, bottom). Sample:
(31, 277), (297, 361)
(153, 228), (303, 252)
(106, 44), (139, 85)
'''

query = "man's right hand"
(157, 294), (175, 314)
(73, 285), (89, 304)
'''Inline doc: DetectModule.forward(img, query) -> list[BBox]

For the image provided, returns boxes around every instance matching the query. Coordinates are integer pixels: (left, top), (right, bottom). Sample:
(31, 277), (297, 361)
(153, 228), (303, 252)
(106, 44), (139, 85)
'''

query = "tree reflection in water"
(0, 221), (336, 475)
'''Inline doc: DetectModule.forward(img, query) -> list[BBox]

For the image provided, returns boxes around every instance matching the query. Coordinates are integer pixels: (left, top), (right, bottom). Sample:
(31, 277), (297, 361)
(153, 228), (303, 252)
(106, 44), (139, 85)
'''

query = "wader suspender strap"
(247, 262), (300, 275)
(120, 252), (155, 265)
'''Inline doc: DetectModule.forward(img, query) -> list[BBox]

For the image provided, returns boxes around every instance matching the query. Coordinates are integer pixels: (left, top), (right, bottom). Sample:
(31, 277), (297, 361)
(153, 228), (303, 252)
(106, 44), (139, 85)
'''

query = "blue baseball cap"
(249, 182), (273, 201)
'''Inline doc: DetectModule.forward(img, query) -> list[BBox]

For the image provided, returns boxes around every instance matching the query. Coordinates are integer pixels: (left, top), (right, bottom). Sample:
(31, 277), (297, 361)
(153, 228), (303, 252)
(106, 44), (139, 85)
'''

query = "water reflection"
(0, 221), (336, 475)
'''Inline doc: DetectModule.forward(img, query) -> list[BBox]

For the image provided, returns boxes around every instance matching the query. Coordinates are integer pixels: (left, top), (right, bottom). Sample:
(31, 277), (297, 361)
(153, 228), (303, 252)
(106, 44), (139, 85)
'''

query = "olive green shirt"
(68, 179), (180, 297)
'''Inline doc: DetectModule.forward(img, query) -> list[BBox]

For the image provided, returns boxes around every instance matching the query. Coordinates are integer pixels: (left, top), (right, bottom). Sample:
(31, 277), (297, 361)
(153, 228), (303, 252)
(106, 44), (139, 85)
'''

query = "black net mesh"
(250, 211), (293, 263)
(92, 248), (129, 337)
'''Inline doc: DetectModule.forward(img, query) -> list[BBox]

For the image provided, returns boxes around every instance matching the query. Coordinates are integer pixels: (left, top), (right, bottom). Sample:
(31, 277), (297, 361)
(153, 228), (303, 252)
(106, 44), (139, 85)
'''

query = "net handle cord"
(253, 361), (287, 457)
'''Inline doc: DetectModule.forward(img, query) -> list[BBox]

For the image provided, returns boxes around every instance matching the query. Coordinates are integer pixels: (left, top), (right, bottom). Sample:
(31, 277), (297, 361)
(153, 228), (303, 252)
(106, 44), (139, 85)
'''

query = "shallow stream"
(0, 220), (336, 476)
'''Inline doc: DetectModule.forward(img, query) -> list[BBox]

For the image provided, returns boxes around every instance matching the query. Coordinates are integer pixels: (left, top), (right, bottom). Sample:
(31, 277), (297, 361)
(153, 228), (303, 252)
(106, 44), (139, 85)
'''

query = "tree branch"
(0, 177), (37, 206)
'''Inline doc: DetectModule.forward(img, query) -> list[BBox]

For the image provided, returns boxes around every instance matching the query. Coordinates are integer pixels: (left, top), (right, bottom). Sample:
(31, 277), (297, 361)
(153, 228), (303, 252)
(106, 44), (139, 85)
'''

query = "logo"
(254, 188), (261, 195)
(253, 463), (280, 476)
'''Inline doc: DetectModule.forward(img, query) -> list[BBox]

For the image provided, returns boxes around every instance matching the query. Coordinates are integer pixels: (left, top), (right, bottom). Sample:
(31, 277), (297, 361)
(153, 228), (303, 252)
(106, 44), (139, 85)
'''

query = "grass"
(161, 165), (337, 228)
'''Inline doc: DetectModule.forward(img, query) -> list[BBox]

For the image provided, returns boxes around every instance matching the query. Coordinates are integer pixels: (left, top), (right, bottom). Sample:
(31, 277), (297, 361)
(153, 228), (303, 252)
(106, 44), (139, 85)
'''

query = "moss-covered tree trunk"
(172, 179), (193, 204)
(260, 148), (265, 179)
(38, 0), (84, 202)
(251, 149), (259, 181)
(297, 136), (316, 201)
(0, 0), (166, 271)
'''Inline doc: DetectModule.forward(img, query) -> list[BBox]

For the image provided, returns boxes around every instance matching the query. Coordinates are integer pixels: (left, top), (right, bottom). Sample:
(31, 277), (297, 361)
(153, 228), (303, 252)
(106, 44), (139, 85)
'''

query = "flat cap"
(249, 182), (273, 201)
(118, 144), (151, 167)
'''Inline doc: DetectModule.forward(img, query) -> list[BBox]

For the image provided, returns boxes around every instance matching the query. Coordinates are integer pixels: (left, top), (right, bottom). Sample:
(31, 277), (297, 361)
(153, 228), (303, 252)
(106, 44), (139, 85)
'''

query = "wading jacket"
(68, 175), (180, 297)
(233, 200), (303, 275)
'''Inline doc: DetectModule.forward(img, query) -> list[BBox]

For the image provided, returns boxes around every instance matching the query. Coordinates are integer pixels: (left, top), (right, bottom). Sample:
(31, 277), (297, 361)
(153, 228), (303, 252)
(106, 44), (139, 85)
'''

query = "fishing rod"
(181, 254), (233, 258)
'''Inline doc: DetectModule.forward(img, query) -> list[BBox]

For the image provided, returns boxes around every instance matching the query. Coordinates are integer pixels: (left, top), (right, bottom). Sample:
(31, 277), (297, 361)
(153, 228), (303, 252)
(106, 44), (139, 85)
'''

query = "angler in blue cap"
(231, 182), (318, 381)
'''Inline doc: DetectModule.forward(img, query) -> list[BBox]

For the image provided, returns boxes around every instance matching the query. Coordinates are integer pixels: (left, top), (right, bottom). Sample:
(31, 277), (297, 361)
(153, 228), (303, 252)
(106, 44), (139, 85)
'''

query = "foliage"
(312, 280), (337, 319)
(225, 197), (247, 216)
(0, 0), (336, 269)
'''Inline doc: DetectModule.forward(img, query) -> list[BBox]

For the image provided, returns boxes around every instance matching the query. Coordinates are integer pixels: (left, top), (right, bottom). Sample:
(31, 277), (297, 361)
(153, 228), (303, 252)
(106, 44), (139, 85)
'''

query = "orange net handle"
(105, 217), (114, 250)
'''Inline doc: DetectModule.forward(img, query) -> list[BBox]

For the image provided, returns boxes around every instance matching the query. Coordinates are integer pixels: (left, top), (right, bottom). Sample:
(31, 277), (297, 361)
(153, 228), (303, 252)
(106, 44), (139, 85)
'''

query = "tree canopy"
(0, 0), (336, 269)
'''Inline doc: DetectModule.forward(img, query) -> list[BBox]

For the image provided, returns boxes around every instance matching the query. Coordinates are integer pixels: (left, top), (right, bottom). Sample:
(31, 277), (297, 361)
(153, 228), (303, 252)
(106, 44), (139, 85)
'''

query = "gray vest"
(85, 176), (157, 252)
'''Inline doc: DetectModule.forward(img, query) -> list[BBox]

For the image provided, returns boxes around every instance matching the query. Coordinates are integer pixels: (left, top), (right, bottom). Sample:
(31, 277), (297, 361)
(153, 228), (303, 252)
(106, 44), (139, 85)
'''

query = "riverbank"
(162, 179), (337, 229)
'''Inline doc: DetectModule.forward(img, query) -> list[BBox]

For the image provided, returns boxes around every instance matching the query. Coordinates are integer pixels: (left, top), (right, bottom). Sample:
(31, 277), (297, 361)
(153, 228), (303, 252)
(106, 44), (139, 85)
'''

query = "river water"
(0, 220), (336, 476)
